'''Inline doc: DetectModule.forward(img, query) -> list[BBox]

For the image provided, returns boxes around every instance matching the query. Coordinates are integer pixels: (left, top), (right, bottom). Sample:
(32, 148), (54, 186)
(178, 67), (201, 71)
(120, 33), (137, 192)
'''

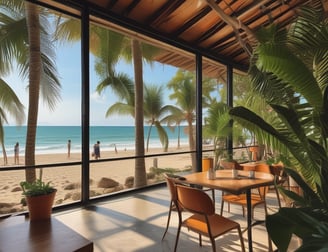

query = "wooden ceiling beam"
(171, 5), (212, 37)
(205, 0), (257, 56)
(145, 0), (186, 26)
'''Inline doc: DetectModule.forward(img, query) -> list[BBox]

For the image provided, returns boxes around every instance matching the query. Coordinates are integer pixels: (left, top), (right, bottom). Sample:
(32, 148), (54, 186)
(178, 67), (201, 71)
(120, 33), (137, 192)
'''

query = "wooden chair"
(162, 173), (215, 241)
(219, 160), (243, 215)
(174, 184), (245, 252)
(220, 163), (270, 219)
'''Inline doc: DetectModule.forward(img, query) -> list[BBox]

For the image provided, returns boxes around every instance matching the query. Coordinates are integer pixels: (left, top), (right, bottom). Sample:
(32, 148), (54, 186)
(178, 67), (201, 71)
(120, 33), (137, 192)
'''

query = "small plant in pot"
(20, 179), (57, 221)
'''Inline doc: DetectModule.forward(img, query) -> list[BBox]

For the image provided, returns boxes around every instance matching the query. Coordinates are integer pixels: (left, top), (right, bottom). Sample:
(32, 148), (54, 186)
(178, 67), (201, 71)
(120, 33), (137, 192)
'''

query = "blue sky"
(5, 42), (179, 126)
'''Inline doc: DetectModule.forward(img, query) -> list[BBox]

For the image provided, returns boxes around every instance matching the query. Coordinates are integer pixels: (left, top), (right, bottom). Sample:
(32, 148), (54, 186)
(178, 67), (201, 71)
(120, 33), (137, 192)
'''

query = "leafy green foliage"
(20, 179), (56, 197)
(229, 2), (328, 251)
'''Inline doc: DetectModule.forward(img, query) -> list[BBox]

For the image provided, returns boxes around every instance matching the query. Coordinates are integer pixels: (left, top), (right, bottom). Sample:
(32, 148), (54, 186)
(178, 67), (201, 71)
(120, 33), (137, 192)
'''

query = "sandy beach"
(0, 146), (193, 215)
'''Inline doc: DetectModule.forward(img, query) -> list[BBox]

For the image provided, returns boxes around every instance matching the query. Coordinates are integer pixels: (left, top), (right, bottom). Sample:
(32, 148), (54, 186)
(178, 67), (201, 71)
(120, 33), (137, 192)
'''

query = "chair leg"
(210, 236), (216, 252)
(237, 226), (246, 252)
(211, 189), (215, 205)
(174, 224), (181, 252)
(199, 233), (202, 246)
(264, 202), (268, 216)
(268, 235), (274, 252)
(220, 201), (224, 215)
(161, 203), (173, 240)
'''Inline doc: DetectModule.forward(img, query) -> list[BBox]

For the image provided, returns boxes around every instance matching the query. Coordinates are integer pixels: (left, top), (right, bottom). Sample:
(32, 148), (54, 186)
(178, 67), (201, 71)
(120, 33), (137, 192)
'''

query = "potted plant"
(20, 179), (57, 221)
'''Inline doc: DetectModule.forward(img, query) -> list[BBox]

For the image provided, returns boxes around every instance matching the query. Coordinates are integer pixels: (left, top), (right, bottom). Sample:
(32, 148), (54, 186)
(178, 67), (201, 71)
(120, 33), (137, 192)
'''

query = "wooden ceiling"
(40, 0), (328, 78)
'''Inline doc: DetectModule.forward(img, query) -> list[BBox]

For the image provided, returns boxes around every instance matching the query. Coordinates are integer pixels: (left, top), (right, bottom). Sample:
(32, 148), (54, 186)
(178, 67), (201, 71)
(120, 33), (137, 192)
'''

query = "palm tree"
(25, 2), (61, 182)
(93, 35), (149, 187)
(93, 31), (161, 186)
(96, 34), (160, 187)
(167, 70), (217, 171)
(167, 70), (197, 171)
(144, 84), (178, 152)
(97, 37), (162, 186)
(229, 2), (328, 250)
(0, 1), (60, 179)
(130, 39), (146, 186)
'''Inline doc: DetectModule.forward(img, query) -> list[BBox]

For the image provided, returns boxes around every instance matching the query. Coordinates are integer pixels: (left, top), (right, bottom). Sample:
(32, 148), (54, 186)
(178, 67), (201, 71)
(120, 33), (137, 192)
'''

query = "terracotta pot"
(25, 190), (56, 221)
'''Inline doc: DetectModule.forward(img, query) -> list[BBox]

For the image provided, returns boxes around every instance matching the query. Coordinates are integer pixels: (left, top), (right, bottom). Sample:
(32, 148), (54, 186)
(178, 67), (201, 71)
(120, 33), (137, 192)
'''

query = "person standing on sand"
(93, 141), (100, 159)
(67, 139), (71, 158)
(14, 142), (19, 165)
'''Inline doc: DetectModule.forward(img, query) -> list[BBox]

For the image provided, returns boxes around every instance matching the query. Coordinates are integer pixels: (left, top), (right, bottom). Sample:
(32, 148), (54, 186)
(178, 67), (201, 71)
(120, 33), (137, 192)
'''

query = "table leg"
(246, 189), (253, 252)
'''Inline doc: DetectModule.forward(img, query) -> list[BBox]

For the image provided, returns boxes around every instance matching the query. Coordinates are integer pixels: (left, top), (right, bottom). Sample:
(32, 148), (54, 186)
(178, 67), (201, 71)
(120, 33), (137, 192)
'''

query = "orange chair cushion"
(182, 214), (240, 237)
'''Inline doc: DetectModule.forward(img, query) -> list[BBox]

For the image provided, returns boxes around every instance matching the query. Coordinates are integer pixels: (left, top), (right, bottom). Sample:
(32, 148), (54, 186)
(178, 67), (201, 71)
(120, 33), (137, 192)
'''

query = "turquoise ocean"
(2, 126), (189, 156)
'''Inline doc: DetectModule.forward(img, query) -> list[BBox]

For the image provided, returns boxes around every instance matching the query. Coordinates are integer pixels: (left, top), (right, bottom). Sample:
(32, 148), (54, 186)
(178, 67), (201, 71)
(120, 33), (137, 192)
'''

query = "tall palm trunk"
(1, 142), (7, 165)
(24, 2), (40, 182)
(177, 124), (181, 149)
(132, 39), (147, 187)
(0, 125), (7, 165)
(187, 117), (197, 172)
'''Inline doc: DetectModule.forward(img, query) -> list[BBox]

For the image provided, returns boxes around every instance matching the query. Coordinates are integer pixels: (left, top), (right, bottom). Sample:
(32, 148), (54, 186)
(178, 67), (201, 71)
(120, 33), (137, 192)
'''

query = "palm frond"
(0, 78), (25, 124)
(106, 102), (134, 117)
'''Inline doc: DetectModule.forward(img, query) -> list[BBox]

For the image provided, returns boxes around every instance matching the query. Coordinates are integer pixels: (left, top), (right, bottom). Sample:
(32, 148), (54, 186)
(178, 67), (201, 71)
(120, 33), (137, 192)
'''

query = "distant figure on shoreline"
(114, 144), (118, 154)
(67, 139), (71, 158)
(14, 142), (19, 165)
(93, 141), (100, 159)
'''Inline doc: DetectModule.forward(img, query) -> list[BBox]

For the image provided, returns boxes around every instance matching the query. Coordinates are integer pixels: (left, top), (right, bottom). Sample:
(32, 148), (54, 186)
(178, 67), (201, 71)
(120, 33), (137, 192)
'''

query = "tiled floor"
(54, 185), (299, 251)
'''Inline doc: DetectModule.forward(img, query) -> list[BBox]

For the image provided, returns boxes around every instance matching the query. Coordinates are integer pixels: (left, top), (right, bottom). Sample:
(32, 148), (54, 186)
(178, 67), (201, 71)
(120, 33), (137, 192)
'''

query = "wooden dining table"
(0, 216), (93, 252)
(181, 169), (274, 252)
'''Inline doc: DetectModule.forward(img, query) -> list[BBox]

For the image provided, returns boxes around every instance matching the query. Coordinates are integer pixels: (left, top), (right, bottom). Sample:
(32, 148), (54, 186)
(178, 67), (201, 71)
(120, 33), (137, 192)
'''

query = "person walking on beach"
(14, 142), (19, 165)
(93, 141), (100, 159)
(67, 139), (71, 158)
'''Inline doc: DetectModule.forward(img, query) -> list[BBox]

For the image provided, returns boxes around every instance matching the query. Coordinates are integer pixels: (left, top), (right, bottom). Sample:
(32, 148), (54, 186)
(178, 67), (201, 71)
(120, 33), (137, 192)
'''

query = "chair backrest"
(176, 184), (215, 215)
(164, 173), (178, 202)
(255, 163), (271, 173)
(255, 164), (271, 199)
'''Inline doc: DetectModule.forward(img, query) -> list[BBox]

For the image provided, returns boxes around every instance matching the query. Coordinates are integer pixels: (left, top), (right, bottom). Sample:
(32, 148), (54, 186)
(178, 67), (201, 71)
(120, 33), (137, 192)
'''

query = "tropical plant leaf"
(256, 43), (322, 109)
